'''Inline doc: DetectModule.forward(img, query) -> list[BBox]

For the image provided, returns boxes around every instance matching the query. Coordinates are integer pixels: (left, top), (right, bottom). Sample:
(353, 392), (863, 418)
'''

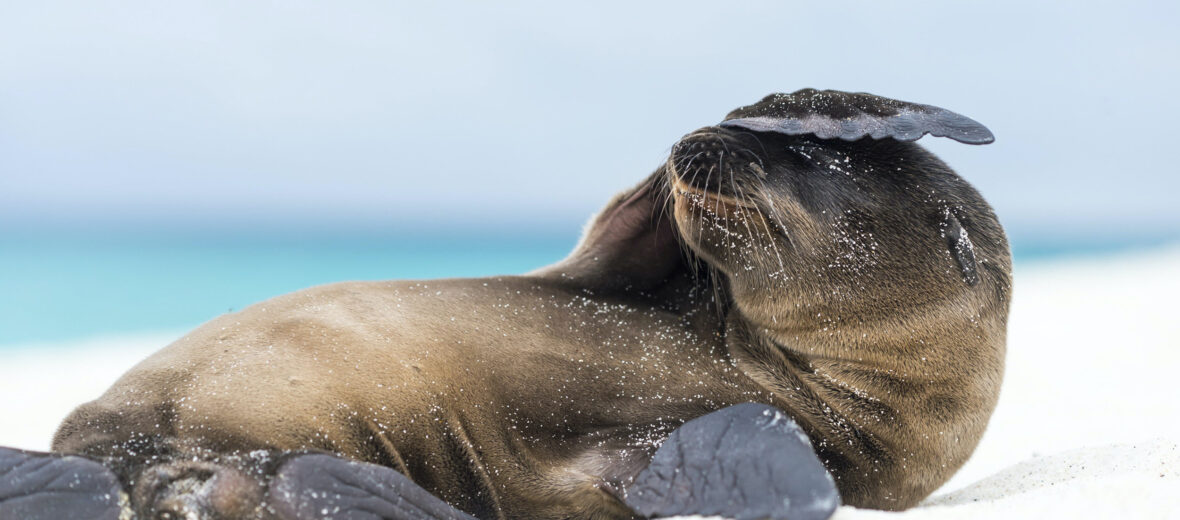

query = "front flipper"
(266, 453), (476, 520)
(0, 446), (127, 520)
(720, 89), (994, 145)
(624, 403), (839, 520)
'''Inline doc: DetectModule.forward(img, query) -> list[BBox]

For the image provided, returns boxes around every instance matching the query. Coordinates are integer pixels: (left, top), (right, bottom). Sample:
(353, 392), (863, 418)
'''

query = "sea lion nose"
(672, 127), (766, 170)
(672, 126), (728, 157)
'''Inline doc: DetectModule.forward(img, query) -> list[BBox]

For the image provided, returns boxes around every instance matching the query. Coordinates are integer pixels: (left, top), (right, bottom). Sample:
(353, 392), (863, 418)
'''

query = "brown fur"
(52, 121), (1010, 517)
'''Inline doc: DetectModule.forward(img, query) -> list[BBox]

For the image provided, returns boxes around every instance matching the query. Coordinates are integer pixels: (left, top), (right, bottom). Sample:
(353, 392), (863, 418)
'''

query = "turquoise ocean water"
(1, 226), (1175, 347)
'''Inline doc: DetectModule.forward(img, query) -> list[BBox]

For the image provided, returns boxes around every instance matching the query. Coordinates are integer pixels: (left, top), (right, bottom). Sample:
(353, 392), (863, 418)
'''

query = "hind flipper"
(266, 453), (476, 520)
(0, 446), (127, 520)
(624, 403), (839, 520)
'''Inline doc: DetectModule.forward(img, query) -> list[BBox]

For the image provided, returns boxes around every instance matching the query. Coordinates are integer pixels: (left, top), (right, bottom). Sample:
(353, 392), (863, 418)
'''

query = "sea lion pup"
(0, 89), (1010, 520)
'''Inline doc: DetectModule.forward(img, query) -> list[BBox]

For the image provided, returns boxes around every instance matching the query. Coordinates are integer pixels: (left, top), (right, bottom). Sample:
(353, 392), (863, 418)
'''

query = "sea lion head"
(665, 91), (1010, 351)
(656, 90), (1012, 507)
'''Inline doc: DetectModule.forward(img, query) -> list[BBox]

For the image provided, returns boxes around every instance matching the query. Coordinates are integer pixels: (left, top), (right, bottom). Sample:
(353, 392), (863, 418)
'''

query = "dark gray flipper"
(720, 89), (994, 145)
(0, 446), (126, 520)
(624, 403), (839, 520)
(266, 453), (477, 520)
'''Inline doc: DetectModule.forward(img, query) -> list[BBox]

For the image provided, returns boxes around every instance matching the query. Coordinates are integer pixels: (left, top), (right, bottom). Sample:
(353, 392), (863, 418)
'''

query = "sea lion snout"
(669, 127), (769, 194)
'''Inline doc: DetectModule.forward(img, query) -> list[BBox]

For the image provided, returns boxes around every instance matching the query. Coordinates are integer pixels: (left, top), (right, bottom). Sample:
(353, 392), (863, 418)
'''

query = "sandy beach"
(3, 246), (1178, 518)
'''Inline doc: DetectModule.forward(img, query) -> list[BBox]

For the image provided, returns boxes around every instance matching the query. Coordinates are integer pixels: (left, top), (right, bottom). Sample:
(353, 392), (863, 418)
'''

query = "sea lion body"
(53, 276), (766, 518)
(37, 90), (1011, 519)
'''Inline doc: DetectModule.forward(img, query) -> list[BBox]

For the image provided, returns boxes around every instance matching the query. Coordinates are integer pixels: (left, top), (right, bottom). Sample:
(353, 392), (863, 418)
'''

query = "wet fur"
(50, 103), (1010, 517)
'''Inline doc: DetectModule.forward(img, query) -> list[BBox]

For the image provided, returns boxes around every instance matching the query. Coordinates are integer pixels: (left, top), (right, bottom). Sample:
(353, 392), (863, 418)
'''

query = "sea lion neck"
(525, 262), (731, 340)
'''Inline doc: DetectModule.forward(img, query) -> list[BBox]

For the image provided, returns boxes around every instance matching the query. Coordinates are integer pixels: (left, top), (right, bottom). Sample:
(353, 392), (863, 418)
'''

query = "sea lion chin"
(1, 89), (1010, 520)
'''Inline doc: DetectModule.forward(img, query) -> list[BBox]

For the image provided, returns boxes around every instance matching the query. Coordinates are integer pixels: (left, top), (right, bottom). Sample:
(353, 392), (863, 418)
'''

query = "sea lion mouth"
(667, 127), (769, 218)
(670, 177), (757, 211)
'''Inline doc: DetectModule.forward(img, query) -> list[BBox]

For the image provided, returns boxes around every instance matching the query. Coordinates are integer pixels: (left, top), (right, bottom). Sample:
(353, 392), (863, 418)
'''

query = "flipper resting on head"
(720, 89), (994, 145)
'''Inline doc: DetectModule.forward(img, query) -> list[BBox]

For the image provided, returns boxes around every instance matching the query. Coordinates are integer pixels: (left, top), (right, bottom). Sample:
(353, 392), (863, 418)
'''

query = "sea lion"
(0, 89), (1010, 520)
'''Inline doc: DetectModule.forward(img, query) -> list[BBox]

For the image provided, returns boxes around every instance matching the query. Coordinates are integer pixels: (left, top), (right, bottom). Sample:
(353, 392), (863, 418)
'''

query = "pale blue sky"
(2, 1), (1177, 238)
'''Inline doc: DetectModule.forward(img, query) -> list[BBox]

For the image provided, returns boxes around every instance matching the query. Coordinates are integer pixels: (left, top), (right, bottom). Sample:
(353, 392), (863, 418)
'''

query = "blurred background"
(2, 1), (1178, 347)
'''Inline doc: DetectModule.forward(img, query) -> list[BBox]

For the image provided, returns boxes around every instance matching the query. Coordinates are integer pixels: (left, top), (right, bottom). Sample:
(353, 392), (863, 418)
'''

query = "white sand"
(0, 331), (177, 450)
(3, 246), (1179, 518)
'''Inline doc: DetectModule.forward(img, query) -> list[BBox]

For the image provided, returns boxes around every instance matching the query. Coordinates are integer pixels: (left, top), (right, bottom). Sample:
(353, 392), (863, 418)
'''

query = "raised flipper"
(266, 453), (477, 520)
(624, 403), (839, 520)
(720, 89), (994, 145)
(0, 446), (127, 520)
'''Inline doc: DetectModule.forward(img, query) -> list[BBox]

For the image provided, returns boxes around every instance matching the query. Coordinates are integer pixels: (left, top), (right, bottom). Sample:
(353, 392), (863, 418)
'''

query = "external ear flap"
(944, 212), (980, 286)
(532, 169), (684, 292)
(719, 89), (994, 145)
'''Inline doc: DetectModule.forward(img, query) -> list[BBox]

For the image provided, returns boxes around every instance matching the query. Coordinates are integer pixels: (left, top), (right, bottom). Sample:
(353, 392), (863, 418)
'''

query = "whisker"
(729, 130), (770, 159)
(747, 179), (790, 283)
